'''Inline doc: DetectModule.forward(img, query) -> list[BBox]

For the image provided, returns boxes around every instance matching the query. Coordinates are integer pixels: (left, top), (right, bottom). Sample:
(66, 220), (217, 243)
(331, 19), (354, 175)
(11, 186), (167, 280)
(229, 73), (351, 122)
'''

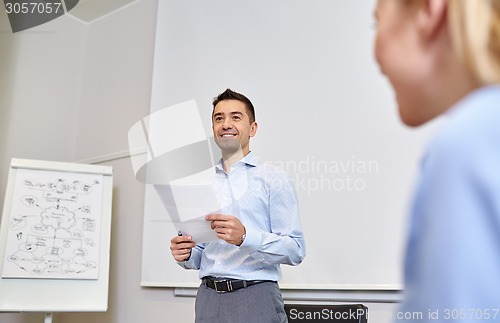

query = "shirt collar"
(215, 151), (258, 172)
(446, 85), (500, 118)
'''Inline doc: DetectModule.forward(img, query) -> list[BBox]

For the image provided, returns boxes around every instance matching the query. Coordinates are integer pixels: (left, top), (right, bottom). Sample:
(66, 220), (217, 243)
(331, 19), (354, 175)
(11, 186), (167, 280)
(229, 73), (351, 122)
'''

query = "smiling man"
(170, 89), (306, 323)
(211, 93), (256, 171)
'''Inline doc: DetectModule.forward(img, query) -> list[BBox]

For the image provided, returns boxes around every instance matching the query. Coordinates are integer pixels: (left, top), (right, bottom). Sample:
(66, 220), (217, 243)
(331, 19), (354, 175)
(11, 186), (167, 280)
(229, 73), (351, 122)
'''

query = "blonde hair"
(448, 0), (500, 84)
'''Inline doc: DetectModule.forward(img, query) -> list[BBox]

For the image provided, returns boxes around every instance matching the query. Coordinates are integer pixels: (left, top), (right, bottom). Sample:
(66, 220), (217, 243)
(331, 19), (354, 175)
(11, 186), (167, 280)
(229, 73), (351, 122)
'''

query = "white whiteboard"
(141, 0), (439, 290)
(0, 158), (113, 312)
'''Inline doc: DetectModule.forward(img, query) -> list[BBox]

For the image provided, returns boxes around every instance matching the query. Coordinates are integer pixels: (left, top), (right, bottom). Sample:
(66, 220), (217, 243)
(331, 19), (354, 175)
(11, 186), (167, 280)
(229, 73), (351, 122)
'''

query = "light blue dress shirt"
(179, 152), (306, 281)
(399, 86), (500, 322)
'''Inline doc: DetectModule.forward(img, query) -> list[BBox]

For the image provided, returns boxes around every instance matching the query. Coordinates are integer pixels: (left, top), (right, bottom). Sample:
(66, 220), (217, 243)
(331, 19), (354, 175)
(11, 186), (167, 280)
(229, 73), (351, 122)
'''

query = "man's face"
(212, 99), (257, 156)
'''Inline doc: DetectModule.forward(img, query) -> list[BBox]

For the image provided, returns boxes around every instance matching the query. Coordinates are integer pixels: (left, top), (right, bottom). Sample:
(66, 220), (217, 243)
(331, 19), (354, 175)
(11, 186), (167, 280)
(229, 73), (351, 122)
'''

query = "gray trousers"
(195, 281), (288, 323)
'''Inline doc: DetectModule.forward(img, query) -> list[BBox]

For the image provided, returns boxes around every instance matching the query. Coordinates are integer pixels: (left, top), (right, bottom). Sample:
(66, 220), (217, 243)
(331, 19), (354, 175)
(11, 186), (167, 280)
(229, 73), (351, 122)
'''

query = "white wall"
(0, 1), (400, 322)
(0, 5), (86, 323)
(144, 0), (427, 291)
(73, 0), (157, 162)
(0, 11), (85, 205)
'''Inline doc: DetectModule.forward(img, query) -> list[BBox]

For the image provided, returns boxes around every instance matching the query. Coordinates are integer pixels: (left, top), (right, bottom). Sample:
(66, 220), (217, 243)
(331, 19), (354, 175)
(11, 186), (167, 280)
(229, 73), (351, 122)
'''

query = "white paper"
(154, 184), (220, 221)
(154, 183), (220, 243)
(174, 216), (218, 243)
(2, 168), (103, 280)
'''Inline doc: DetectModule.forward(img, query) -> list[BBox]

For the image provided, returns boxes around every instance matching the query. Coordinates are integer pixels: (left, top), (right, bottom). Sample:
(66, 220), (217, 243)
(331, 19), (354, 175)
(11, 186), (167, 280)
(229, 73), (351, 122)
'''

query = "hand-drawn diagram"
(2, 168), (104, 280)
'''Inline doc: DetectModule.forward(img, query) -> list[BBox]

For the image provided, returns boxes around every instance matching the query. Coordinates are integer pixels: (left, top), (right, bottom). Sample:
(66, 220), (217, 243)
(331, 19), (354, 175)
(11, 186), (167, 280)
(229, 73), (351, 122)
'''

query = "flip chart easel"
(0, 158), (113, 317)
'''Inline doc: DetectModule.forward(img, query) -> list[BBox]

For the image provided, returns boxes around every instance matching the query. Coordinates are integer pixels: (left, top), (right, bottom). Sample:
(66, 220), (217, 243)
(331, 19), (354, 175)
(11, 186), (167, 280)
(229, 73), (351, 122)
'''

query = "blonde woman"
(374, 0), (500, 320)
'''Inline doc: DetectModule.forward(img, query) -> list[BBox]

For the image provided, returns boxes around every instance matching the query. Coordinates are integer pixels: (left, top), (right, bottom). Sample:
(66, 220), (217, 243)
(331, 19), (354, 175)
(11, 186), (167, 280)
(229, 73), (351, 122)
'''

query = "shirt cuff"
(238, 226), (261, 253)
(177, 248), (200, 269)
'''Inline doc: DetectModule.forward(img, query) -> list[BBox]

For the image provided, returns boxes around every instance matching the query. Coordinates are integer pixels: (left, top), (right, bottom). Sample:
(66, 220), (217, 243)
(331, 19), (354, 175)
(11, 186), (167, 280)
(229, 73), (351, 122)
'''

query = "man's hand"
(206, 214), (246, 246)
(170, 235), (196, 262)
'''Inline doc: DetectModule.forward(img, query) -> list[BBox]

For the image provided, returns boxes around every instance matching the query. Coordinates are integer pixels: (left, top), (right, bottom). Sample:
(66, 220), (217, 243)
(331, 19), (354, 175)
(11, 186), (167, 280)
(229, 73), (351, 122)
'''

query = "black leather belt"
(202, 277), (273, 293)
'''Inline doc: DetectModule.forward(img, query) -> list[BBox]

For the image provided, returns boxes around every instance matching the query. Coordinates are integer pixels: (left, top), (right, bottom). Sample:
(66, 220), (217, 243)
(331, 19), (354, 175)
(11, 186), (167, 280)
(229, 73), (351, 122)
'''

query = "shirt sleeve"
(177, 243), (205, 270)
(239, 171), (306, 266)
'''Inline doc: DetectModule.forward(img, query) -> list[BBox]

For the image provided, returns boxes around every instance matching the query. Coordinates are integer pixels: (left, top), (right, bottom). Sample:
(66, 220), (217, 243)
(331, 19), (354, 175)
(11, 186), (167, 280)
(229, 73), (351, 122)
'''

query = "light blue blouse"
(399, 86), (500, 322)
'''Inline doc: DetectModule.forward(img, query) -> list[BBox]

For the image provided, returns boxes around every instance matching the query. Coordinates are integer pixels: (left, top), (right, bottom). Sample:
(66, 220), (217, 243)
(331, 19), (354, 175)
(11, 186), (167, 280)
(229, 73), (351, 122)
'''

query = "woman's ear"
(417, 0), (448, 41)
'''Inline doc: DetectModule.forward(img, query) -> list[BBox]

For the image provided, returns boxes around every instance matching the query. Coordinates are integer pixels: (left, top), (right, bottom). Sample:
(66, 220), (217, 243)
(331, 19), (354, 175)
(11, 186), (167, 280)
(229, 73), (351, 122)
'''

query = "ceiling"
(67, 0), (138, 23)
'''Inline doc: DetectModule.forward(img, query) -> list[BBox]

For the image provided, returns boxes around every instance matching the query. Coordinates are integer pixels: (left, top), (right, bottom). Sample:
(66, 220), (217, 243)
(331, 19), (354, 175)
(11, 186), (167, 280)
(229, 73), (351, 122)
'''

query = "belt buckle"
(214, 279), (233, 293)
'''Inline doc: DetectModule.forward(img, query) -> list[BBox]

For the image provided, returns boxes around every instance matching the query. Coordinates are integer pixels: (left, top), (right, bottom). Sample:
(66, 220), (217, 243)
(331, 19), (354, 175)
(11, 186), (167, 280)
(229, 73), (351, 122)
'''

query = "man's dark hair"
(212, 88), (256, 123)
